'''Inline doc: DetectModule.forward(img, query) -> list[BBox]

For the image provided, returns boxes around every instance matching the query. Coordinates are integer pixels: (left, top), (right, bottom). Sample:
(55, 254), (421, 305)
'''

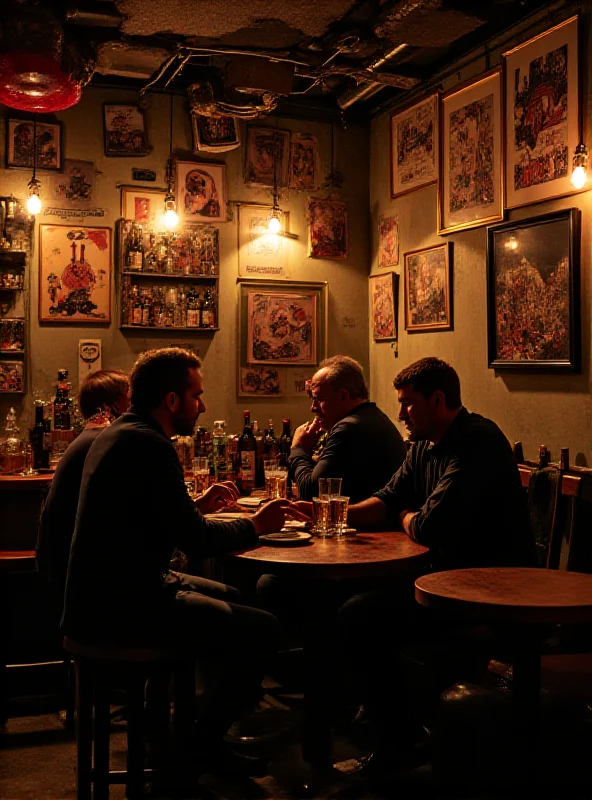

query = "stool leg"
(75, 659), (93, 800)
(126, 670), (146, 799)
(93, 669), (111, 800)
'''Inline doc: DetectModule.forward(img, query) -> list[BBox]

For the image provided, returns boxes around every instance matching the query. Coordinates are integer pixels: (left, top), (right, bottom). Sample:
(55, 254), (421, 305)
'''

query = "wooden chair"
(64, 637), (196, 800)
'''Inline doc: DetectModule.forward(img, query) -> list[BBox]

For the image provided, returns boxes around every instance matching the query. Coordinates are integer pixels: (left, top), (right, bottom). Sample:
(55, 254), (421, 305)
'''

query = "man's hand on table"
(251, 498), (310, 536)
(195, 481), (240, 514)
(291, 417), (323, 453)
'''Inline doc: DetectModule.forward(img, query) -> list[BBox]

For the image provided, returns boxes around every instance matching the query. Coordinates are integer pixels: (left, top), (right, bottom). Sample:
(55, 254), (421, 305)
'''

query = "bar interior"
(3, 0), (592, 797)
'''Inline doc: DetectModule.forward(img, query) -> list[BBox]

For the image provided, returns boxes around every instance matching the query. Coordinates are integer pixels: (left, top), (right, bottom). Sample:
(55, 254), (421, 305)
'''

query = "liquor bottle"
(212, 420), (228, 481)
(252, 420), (265, 487)
(131, 287), (143, 325)
(144, 233), (158, 272)
(238, 410), (256, 493)
(264, 419), (278, 458)
(0, 407), (23, 475)
(30, 400), (47, 469)
(174, 290), (187, 328)
(279, 418), (293, 494)
(126, 224), (144, 271)
(141, 290), (152, 326)
(186, 288), (200, 327)
(53, 369), (71, 430)
(200, 288), (215, 328)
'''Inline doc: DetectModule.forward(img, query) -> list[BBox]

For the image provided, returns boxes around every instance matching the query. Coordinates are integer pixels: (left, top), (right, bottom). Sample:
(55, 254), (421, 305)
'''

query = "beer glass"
(271, 466), (288, 499)
(330, 495), (350, 536)
(311, 497), (332, 537)
(318, 477), (342, 499)
(263, 459), (278, 496)
(193, 456), (210, 494)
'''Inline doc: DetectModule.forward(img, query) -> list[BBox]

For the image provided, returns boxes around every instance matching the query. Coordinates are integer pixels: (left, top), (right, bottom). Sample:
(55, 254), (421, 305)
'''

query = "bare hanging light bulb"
(267, 206), (281, 234)
(163, 195), (179, 230)
(26, 114), (42, 215)
(571, 143), (588, 190)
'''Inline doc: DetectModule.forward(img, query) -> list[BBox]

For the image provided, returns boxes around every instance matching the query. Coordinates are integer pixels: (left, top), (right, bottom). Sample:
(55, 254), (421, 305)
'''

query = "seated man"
(339, 357), (535, 779)
(289, 355), (406, 502)
(62, 347), (304, 775)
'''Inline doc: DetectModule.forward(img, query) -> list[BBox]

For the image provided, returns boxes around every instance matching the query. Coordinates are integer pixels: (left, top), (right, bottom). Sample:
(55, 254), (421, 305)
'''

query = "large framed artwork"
(289, 134), (319, 191)
(308, 198), (348, 259)
(378, 215), (399, 268)
(486, 208), (580, 372)
(6, 118), (62, 170)
(439, 69), (503, 235)
(237, 204), (291, 279)
(39, 224), (112, 323)
(103, 104), (150, 157)
(390, 94), (438, 198)
(120, 185), (168, 228)
(244, 127), (290, 187)
(369, 272), (399, 342)
(504, 16), (579, 209)
(176, 160), (227, 224)
(404, 243), (452, 332)
(192, 115), (240, 153)
(238, 279), (327, 367)
(238, 365), (285, 398)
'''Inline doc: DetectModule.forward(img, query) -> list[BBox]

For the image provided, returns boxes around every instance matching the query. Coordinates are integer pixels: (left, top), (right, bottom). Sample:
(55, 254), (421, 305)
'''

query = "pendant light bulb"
(571, 164), (587, 190)
(267, 213), (281, 235)
(26, 176), (42, 215)
(163, 196), (179, 231)
(570, 143), (588, 190)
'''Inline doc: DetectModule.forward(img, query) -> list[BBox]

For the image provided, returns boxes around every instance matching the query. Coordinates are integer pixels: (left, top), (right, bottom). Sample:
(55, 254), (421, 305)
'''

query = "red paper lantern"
(0, 51), (82, 112)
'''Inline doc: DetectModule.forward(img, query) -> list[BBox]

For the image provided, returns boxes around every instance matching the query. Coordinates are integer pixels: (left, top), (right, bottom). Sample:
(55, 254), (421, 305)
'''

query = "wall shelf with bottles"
(118, 219), (220, 332)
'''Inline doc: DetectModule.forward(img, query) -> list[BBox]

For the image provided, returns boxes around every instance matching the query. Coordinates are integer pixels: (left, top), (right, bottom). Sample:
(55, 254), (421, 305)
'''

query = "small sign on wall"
(78, 338), (102, 388)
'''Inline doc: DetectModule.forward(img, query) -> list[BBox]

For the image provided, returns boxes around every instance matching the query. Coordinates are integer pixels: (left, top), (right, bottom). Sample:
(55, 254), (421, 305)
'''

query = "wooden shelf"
(120, 325), (219, 332)
(0, 350), (25, 355)
(122, 271), (218, 280)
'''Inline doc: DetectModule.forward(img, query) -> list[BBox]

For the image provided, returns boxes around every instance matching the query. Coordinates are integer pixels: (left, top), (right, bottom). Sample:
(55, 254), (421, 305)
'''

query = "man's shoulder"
(336, 402), (400, 434)
(462, 411), (508, 442)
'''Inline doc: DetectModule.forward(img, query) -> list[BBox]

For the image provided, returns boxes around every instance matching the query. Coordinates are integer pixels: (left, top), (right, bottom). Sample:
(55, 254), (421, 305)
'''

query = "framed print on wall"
(238, 365), (285, 397)
(192, 114), (240, 153)
(244, 127), (290, 187)
(238, 279), (327, 367)
(486, 208), (580, 372)
(404, 243), (452, 332)
(390, 94), (438, 198)
(103, 104), (149, 156)
(504, 16), (578, 209)
(120, 185), (167, 228)
(6, 118), (62, 170)
(177, 160), (227, 224)
(439, 69), (503, 235)
(237, 204), (291, 278)
(369, 272), (399, 342)
(49, 159), (95, 208)
(378, 214), (399, 268)
(308, 198), (348, 259)
(39, 224), (112, 323)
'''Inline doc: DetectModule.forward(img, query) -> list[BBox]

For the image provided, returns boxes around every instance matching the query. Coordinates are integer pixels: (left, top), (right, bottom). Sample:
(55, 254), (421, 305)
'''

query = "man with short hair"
(63, 347), (303, 775)
(290, 355), (406, 502)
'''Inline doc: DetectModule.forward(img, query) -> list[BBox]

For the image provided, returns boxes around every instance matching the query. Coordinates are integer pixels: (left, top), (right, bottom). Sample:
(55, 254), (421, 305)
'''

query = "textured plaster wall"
(370, 37), (592, 465)
(0, 87), (370, 434)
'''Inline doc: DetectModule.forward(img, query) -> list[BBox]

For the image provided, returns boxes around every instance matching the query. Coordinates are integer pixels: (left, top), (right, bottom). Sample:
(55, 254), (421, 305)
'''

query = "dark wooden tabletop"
(0, 473), (53, 490)
(230, 531), (429, 580)
(415, 567), (592, 624)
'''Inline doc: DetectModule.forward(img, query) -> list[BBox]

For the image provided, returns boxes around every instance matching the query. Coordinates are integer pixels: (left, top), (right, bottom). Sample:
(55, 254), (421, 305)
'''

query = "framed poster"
(378, 215), (399, 268)
(404, 243), (452, 332)
(49, 160), (95, 208)
(390, 94), (438, 198)
(237, 204), (291, 278)
(39, 225), (112, 323)
(439, 69), (503, 235)
(504, 16), (578, 209)
(486, 208), (580, 372)
(0, 360), (24, 393)
(120, 185), (167, 227)
(289, 133), (318, 191)
(238, 365), (285, 397)
(6, 118), (62, 170)
(238, 279), (327, 367)
(192, 115), (240, 153)
(177, 160), (227, 224)
(103, 104), (149, 157)
(308, 198), (348, 259)
(369, 272), (399, 342)
(244, 127), (290, 187)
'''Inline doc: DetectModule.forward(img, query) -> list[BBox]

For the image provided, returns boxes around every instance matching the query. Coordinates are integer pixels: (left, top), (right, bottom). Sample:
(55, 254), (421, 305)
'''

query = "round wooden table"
(415, 567), (592, 782)
(230, 530), (429, 766)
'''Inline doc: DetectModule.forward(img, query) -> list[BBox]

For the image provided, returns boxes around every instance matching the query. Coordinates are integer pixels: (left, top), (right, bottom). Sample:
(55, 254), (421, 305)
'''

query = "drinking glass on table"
(270, 466), (288, 500)
(263, 459), (278, 496)
(311, 496), (332, 538)
(330, 495), (350, 537)
(318, 477), (342, 500)
(193, 456), (210, 494)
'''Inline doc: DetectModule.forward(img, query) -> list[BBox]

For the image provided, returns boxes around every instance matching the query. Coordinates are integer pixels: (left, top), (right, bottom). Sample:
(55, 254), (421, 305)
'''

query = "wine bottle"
(238, 410), (256, 493)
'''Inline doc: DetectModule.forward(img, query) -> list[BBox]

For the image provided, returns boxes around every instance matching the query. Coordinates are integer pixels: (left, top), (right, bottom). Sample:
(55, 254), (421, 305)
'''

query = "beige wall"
(1, 87), (370, 434)
(370, 34), (592, 465)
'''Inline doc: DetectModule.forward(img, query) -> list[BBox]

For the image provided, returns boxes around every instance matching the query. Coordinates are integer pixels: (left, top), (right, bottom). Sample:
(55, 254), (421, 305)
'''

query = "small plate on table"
(259, 532), (312, 546)
(237, 496), (264, 509)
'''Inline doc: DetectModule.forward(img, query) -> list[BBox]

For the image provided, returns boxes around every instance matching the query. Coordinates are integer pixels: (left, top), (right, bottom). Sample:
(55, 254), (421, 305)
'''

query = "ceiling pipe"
(338, 42), (408, 109)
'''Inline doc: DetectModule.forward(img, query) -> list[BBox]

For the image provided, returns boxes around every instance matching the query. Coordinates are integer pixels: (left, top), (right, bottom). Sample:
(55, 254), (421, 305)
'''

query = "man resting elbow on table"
(336, 357), (535, 782)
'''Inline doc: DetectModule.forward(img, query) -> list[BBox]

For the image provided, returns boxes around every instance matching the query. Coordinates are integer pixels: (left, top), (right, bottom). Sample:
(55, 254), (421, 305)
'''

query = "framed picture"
(244, 127), (290, 187)
(404, 243), (452, 332)
(289, 133), (318, 191)
(0, 360), (24, 393)
(192, 114), (240, 153)
(287, 370), (315, 397)
(237, 204), (291, 278)
(238, 279), (327, 367)
(308, 198), (348, 259)
(378, 215), (399, 268)
(39, 224), (112, 323)
(120, 185), (168, 228)
(49, 160), (95, 208)
(369, 272), (399, 342)
(177, 160), (227, 224)
(238, 365), (285, 397)
(504, 16), (578, 209)
(439, 69), (503, 235)
(390, 94), (438, 197)
(486, 208), (580, 372)
(6, 118), (62, 170)
(103, 104), (149, 157)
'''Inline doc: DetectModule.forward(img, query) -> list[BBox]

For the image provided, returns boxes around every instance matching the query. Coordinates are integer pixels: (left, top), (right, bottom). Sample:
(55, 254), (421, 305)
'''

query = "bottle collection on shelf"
(123, 221), (219, 276)
(122, 280), (218, 329)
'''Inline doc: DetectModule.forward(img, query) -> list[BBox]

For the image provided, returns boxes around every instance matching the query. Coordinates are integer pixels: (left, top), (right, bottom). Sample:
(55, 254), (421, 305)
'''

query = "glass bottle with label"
(264, 419), (278, 458)
(238, 410), (256, 494)
(30, 400), (49, 469)
(53, 369), (72, 430)
(212, 420), (228, 481)
(186, 288), (200, 327)
(279, 418), (292, 494)
(252, 420), (265, 487)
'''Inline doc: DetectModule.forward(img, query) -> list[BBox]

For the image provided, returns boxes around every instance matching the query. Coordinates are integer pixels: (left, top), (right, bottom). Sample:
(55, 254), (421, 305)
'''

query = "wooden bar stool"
(63, 636), (195, 800)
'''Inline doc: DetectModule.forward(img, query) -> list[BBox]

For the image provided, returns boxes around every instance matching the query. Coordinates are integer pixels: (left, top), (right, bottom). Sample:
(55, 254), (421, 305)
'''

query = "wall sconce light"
(163, 91), (179, 231)
(570, 143), (588, 190)
(26, 114), (42, 215)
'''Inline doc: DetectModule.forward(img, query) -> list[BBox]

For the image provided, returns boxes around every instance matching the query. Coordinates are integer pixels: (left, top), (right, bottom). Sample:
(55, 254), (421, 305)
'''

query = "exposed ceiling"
(3, 0), (566, 122)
